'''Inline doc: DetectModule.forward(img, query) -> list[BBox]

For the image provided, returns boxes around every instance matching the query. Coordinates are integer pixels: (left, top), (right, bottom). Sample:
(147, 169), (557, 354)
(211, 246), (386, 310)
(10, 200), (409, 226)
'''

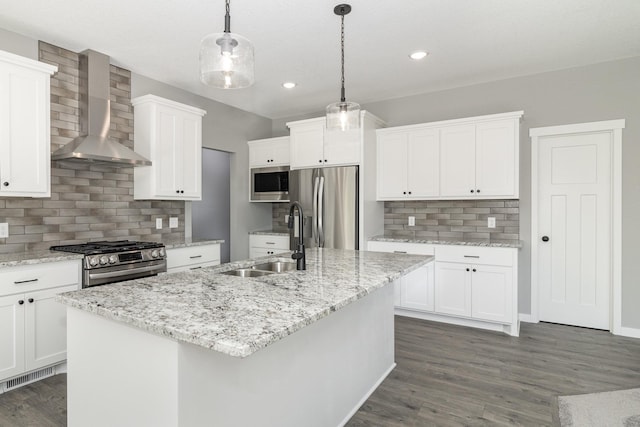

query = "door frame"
(530, 119), (624, 334)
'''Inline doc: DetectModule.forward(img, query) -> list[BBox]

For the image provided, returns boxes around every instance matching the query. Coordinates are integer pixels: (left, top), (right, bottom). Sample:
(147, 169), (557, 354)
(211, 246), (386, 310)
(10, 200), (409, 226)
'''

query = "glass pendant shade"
(200, 31), (254, 89)
(326, 101), (361, 131)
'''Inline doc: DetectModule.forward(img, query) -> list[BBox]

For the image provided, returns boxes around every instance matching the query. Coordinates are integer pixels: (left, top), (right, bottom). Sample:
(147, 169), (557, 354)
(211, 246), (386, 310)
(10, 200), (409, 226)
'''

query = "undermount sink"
(219, 259), (298, 278)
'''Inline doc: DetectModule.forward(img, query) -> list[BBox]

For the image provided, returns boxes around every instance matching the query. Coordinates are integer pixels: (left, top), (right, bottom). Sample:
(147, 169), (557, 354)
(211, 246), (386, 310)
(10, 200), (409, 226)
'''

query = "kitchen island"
(57, 248), (432, 427)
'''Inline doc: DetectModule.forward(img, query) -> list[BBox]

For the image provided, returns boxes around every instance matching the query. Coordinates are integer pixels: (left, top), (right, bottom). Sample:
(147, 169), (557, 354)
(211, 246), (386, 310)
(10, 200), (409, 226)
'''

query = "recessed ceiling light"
(282, 82), (297, 89)
(409, 51), (428, 60)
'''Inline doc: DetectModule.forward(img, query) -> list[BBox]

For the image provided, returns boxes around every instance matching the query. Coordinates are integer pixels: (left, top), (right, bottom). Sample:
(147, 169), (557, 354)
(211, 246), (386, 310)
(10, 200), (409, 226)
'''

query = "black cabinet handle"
(180, 190), (184, 194)
(28, 298), (34, 303)
(3, 182), (8, 187)
(466, 268), (470, 272)
(542, 236), (549, 242)
(403, 191), (407, 195)
(476, 189), (480, 193)
(408, 191), (412, 195)
(18, 300), (24, 305)
(176, 190), (179, 193)
(472, 268), (476, 272)
(470, 189), (474, 193)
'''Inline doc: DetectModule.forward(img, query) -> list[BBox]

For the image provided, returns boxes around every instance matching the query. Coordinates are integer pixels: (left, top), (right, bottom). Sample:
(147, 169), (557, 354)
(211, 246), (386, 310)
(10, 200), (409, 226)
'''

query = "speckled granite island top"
(369, 235), (523, 248)
(57, 248), (432, 358)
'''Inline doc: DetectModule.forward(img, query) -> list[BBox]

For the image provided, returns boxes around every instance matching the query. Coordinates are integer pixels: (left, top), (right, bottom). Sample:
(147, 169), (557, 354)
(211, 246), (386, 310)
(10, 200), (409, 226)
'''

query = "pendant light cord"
(340, 14), (346, 102)
(224, 0), (231, 33)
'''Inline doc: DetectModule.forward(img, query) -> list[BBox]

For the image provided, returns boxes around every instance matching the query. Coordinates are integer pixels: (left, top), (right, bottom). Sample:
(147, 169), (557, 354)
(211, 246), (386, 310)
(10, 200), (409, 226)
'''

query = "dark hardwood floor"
(1, 317), (639, 426)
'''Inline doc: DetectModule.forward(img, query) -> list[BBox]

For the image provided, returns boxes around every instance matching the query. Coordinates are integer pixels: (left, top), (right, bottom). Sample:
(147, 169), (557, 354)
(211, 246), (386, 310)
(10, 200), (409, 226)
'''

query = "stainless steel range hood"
(51, 50), (151, 166)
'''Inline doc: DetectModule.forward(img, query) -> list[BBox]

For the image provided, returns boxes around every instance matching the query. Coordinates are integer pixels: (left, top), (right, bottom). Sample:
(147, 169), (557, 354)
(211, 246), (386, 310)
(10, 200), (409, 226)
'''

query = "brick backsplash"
(272, 203), (290, 232)
(384, 200), (519, 241)
(0, 42), (184, 254)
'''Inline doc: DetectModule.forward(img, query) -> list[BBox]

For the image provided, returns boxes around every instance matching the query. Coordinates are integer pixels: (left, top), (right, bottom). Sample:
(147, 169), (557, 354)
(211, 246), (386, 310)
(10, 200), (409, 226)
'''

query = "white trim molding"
(518, 313), (538, 324)
(530, 119), (624, 334)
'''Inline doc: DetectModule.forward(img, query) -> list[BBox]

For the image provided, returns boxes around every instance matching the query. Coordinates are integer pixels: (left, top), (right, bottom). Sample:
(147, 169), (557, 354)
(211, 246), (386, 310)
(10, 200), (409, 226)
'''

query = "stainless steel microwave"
(251, 166), (290, 202)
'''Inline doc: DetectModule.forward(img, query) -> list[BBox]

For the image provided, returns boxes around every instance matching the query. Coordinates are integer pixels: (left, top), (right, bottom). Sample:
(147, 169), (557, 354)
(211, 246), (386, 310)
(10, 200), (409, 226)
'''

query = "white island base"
(66, 284), (395, 427)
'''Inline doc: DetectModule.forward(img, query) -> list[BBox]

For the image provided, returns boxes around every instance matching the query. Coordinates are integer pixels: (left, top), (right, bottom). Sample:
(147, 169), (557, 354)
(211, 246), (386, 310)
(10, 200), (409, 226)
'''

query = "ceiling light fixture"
(282, 82), (297, 89)
(326, 4), (360, 132)
(409, 51), (428, 60)
(200, 0), (254, 89)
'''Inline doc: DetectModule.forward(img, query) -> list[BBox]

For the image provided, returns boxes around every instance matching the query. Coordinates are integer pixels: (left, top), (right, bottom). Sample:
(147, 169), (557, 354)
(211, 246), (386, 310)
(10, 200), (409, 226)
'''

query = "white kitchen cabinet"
(377, 128), (439, 200)
(0, 259), (81, 383)
(248, 137), (290, 168)
(434, 261), (472, 317)
(249, 234), (290, 259)
(440, 124), (476, 197)
(166, 244), (221, 274)
(287, 116), (361, 169)
(132, 95), (207, 201)
(0, 50), (57, 198)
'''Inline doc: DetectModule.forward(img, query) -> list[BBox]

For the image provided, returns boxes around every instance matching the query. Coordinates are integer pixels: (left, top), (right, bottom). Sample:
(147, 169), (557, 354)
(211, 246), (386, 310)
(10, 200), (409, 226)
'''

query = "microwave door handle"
(318, 176), (325, 247)
(312, 176), (319, 244)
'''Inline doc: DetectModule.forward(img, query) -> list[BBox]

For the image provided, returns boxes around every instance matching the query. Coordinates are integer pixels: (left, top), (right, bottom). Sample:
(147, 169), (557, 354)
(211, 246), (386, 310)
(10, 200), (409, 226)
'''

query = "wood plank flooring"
(1, 317), (639, 426)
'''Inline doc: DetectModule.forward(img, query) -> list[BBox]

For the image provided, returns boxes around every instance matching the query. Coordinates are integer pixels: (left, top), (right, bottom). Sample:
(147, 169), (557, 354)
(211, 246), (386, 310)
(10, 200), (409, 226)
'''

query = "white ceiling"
(0, 0), (639, 119)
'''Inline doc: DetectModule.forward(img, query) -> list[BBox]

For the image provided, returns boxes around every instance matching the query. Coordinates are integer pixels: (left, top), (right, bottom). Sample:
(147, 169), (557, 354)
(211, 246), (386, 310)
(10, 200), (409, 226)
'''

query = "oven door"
(83, 259), (167, 287)
(251, 166), (290, 201)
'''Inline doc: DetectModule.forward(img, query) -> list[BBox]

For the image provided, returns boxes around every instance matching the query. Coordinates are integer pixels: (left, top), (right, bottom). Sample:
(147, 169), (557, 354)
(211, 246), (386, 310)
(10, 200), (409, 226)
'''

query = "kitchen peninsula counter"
(58, 248), (432, 427)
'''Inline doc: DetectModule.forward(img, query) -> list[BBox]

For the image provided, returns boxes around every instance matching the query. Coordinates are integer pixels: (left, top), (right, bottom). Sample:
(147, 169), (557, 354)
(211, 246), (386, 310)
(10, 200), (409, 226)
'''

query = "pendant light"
(326, 4), (360, 131)
(200, 0), (254, 89)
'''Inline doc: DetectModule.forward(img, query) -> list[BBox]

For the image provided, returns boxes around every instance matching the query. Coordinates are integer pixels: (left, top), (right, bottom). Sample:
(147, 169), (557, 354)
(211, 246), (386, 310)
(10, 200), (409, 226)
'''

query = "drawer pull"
(265, 242), (276, 245)
(463, 255), (480, 258)
(14, 278), (39, 285)
(393, 251), (407, 254)
(189, 266), (202, 270)
(189, 255), (203, 259)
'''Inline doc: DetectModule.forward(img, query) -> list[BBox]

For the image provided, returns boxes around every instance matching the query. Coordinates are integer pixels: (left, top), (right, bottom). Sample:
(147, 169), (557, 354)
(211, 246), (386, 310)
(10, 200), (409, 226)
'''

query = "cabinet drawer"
(367, 241), (435, 256)
(166, 244), (220, 270)
(435, 245), (514, 267)
(249, 235), (290, 250)
(0, 260), (81, 297)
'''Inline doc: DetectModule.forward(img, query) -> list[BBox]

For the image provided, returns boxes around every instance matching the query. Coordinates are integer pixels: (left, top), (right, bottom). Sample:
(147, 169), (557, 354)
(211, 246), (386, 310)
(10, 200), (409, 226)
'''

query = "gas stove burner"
(50, 240), (164, 255)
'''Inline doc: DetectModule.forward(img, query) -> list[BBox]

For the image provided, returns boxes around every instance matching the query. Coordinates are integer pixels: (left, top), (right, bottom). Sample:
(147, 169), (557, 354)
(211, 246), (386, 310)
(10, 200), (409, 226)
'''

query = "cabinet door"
(471, 265), (513, 323)
(154, 108), (180, 197)
(290, 122), (325, 169)
(394, 280), (402, 307)
(179, 113), (202, 200)
(440, 125), (476, 197)
(0, 294), (25, 381)
(0, 63), (50, 197)
(324, 129), (360, 166)
(249, 142), (274, 168)
(434, 262), (471, 317)
(24, 285), (78, 371)
(400, 264), (434, 312)
(271, 138), (291, 166)
(475, 119), (517, 197)
(377, 133), (408, 199)
(407, 129), (440, 198)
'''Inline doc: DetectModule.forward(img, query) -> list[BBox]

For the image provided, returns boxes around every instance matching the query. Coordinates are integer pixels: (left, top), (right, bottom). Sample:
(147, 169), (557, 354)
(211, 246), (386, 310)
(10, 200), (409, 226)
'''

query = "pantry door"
(531, 120), (623, 330)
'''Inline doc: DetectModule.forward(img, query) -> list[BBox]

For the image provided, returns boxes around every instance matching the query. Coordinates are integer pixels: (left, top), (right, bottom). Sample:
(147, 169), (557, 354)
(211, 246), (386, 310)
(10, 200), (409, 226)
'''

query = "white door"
(434, 262), (471, 317)
(0, 294), (25, 381)
(407, 129), (439, 198)
(377, 133), (408, 199)
(440, 125), (476, 197)
(538, 131), (611, 329)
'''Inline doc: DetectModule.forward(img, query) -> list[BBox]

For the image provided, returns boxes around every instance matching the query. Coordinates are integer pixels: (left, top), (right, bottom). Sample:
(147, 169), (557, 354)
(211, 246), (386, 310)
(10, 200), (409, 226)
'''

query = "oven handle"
(88, 264), (164, 280)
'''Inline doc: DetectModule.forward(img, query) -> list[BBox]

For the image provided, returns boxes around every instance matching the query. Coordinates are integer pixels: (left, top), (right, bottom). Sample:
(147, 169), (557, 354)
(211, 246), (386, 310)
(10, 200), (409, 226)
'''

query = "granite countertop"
(249, 230), (290, 237)
(0, 251), (84, 268)
(57, 248), (432, 358)
(369, 235), (523, 248)
(164, 239), (225, 249)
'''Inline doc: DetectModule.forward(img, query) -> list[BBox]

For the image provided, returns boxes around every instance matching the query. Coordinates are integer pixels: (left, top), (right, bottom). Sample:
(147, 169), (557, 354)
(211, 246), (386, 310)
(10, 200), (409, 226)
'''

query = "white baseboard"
(395, 309), (518, 336)
(518, 313), (539, 323)
(338, 363), (396, 427)
(614, 326), (640, 339)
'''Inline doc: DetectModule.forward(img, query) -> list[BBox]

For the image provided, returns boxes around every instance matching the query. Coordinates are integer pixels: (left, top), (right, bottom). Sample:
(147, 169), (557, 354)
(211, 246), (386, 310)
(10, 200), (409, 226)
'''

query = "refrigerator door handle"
(312, 176), (319, 244)
(318, 176), (325, 247)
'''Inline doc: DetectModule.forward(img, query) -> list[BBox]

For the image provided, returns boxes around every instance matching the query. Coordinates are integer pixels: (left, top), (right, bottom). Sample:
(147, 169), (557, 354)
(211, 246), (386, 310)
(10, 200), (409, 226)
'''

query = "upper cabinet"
(132, 95), (206, 201)
(287, 116), (364, 169)
(376, 111), (522, 200)
(248, 136), (290, 168)
(0, 50), (57, 198)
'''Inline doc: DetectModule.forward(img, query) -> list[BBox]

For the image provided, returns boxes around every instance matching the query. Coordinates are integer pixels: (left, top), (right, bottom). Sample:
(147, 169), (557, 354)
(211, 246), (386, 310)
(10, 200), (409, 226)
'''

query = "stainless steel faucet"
(288, 202), (306, 270)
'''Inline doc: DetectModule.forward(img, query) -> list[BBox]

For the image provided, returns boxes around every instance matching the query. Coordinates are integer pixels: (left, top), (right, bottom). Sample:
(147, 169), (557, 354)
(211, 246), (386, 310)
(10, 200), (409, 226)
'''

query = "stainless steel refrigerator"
(288, 166), (358, 250)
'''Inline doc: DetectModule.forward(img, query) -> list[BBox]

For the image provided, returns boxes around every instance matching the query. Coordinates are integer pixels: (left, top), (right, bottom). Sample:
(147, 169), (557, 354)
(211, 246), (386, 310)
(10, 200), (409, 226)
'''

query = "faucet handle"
(292, 252), (304, 260)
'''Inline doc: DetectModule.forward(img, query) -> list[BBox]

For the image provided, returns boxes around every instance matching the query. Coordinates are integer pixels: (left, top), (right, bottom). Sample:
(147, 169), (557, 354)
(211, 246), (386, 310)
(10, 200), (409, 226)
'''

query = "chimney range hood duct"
(51, 50), (151, 166)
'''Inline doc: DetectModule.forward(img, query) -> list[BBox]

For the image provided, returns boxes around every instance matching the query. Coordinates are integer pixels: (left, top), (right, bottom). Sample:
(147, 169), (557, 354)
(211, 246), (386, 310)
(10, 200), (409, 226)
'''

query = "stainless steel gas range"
(50, 240), (167, 288)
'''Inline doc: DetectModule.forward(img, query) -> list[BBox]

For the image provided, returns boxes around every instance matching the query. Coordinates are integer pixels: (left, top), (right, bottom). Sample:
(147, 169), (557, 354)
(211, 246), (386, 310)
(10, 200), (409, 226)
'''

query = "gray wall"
(0, 28), (37, 59)
(131, 75), (273, 261)
(274, 56), (640, 329)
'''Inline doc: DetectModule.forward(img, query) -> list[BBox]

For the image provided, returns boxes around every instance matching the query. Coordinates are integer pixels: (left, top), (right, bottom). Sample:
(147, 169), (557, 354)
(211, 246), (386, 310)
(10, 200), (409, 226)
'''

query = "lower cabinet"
(249, 234), (290, 259)
(0, 260), (81, 383)
(166, 244), (221, 274)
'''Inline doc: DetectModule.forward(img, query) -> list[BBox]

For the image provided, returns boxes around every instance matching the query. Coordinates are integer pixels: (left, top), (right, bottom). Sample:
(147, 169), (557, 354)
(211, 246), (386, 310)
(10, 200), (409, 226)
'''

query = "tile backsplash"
(0, 42), (184, 254)
(272, 203), (290, 233)
(384, 200), (519, 241)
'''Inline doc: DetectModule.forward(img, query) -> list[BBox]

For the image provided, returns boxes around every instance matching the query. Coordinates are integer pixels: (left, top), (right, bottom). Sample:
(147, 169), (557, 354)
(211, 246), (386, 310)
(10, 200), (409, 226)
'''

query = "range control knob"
(109, 255), (118, 264)
(151, 249), (159, 258)
(99, 256), (108, 265)
(159, 248), (166, 257)
(89, 257), (99, 267)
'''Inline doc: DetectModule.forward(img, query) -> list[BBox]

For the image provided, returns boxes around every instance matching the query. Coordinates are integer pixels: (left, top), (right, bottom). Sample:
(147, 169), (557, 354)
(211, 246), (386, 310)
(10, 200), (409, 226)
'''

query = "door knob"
(542, 236), (549, 242)
(2, 182), (8, 187)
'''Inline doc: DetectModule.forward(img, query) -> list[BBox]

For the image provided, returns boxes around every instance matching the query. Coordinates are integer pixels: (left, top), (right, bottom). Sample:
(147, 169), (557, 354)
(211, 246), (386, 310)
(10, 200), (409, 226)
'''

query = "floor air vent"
(1, 366), (55, 393)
